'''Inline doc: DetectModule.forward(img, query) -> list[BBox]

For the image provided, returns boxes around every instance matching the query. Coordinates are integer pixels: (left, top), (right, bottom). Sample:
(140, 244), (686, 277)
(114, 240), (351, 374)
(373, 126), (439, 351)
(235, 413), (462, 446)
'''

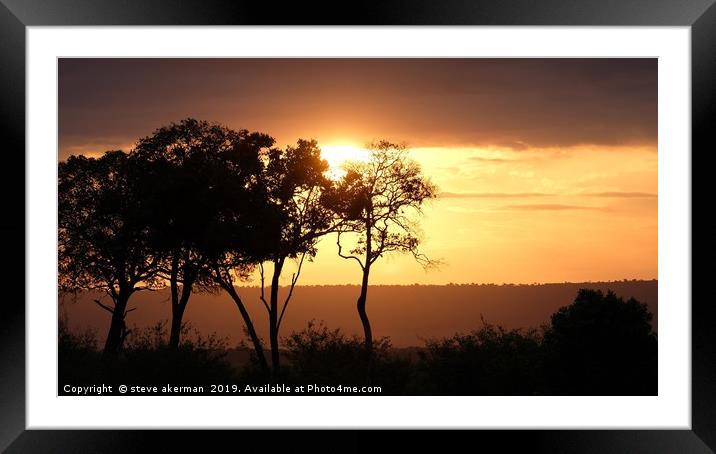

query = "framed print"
(3, 0), (715, 451)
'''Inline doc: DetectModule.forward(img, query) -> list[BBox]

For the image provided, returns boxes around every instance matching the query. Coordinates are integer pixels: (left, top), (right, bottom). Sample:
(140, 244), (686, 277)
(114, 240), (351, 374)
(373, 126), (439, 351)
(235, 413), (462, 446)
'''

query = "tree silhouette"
(201, 134), (281, 373)
(59, 151), (161, 358)
(329, 141), (437, 360)
(131, 119), (272, 350)
(255, 139), (337, 374)
(543, 289), (657, 395)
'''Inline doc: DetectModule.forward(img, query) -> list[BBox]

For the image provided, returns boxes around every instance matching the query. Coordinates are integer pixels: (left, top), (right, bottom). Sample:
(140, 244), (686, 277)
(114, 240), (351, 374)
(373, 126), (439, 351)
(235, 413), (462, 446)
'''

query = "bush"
(107, 322), (236, 386)
(542, 289), (657, 395)
(58, 317), (102, 385)
(413, 319), (542, 395)
(283, 320), (413, 394)
(59, 320), (237, 390)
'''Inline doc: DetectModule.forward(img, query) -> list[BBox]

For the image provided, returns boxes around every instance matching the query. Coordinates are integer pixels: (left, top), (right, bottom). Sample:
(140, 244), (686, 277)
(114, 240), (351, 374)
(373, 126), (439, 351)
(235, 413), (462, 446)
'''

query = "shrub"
(58, 317), (102, 385)
(283, 320), (412, 394)
(59, 319), (236, 390)
(542, 289), (657, 395)
(413, 319), (542, 395)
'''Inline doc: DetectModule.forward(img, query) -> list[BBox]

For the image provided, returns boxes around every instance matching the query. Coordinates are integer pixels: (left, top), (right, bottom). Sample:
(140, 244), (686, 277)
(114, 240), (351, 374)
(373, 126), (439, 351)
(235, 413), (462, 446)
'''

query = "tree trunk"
(357, 265), (373, 356)
(223, 283), (269, 374)
(360, 218), (374, 357)
(169, 255), (180, 347)
(102, 290), (131, 359)
(359, 216), (374, 381)
(269, 258), (285, 375)
(169, 280), (192, 350)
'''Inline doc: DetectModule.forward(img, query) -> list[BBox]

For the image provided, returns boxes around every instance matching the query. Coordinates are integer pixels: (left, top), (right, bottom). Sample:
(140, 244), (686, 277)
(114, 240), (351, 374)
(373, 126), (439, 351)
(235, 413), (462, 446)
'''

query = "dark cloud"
(59, 58), (657, 160)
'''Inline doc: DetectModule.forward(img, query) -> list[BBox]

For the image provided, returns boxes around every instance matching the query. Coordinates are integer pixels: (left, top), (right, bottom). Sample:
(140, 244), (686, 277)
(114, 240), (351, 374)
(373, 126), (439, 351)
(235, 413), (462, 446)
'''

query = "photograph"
(57, 57), (658, 397)
(2, 0), (709, 447)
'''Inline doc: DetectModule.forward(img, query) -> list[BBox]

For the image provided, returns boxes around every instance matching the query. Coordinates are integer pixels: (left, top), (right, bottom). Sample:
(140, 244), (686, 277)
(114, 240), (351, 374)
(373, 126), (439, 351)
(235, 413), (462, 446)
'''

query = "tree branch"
(336, 232), (364, 269)
(277, 252), (306, 330)
(258, 263), (270, 313)
(93, 299), (115, 314)
(411, 249), (443, 270)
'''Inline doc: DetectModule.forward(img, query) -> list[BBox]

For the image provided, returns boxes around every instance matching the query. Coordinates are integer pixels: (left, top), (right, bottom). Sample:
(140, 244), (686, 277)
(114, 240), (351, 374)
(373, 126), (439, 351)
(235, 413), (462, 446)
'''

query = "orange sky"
(58, 58), (657, 285)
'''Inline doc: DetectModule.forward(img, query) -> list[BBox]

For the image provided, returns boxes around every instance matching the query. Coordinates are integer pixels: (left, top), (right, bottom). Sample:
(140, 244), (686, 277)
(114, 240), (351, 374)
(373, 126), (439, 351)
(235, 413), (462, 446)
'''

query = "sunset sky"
(58, 58), (657, 285)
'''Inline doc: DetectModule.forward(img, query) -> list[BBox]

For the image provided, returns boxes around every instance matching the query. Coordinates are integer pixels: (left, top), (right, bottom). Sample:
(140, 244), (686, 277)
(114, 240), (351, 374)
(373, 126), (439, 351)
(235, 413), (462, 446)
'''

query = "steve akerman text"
(63, 384), (204, 395)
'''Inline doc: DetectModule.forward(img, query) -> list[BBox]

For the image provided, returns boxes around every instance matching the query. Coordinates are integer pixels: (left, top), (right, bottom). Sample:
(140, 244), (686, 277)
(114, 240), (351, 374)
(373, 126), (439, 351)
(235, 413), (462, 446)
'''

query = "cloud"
(582, 191), (657, 198)
(469, 157), (513, 163)
(503, 204), (608, 211)
(58, 58), (657, 158)
(439, 192), (554, 199)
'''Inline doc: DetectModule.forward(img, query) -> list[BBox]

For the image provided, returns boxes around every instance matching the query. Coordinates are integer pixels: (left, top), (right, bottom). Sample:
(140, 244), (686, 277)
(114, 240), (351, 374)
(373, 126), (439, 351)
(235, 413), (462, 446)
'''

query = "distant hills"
(60, 280), (657, 348)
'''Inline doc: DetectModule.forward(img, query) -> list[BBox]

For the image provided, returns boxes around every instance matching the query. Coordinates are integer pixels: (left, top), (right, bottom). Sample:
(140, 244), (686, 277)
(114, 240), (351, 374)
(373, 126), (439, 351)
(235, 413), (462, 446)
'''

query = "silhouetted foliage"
(115, 322), (234, 386)
(328, 141), (438, 360)
(413, 320), (543, 395)
(59, 319), (236, 389)
(59, 151), (162, 358)
(58, 288), (657, 395)
(283, 320), (413, 393)
(58, 315), (101, 385)
(542, 289), (657, 395)
(253, 139), (337, 374)
(131, 118), (273, 350)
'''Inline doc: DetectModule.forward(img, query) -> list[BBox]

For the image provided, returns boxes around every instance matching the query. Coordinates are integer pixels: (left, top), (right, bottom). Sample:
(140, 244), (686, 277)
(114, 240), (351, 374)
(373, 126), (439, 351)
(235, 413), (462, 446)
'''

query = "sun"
(320, 144), (371, 178)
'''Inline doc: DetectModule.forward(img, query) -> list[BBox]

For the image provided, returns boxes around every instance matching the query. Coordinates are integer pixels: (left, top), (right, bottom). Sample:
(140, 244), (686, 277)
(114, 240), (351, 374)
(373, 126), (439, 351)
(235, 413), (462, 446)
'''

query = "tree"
(254, 139), (337, 374)
(130, 118), (272, 350)
(203, 138), (337, 375)
(329, 141), (437, 359)
(59, 151), (161, 358)
(208, 199), (278, 374)
(543, 289), (657, 395)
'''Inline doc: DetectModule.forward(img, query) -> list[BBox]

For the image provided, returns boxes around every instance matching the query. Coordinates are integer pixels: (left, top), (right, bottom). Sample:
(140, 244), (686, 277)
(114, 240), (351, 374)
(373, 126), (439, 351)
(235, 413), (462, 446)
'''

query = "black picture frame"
(2, 0), (714, 451)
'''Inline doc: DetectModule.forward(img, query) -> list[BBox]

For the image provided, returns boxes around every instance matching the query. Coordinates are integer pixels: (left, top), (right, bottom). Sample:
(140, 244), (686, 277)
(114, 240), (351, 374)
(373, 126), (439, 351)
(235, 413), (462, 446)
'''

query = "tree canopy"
(130, 118), (276, 349)
(327, 140), (438, 357)
(330, 140), (438, 270)
(59, 150), (162, 355)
